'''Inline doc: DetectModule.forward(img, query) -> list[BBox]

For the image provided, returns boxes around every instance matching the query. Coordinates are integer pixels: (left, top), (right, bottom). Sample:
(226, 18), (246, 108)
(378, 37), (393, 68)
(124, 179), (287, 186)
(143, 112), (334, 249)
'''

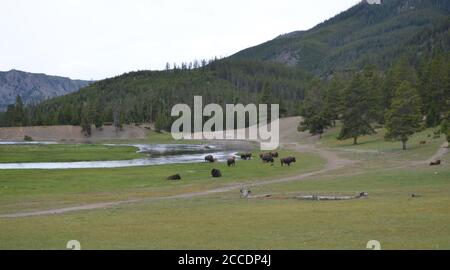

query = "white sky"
(0, 0), (360, 80)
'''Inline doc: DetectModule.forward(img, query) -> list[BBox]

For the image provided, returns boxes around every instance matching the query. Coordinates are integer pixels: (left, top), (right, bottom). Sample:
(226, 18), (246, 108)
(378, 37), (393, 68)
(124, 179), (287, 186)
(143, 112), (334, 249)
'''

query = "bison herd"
(168, 151), (297, 181)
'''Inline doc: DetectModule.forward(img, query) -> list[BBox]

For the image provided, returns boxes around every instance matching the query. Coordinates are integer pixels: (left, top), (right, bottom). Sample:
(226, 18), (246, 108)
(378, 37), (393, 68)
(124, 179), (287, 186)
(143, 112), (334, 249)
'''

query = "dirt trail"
(0, 117), (445, 219)
(0, 141), (351, 218)
(0, 117), (354, 218)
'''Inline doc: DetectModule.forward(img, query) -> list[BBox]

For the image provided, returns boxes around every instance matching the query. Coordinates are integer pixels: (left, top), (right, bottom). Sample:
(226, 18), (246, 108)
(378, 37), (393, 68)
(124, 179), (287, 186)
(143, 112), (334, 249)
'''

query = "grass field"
(0, 149), (323, 215)
(0, 123), (448, 250)
(0, 144), (142, 163)
(0, 164), (448, 250)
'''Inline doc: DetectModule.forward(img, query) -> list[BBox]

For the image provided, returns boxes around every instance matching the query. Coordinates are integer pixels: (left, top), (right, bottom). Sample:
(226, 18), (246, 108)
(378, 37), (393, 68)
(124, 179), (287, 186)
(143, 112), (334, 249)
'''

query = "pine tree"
(384, 81), (422, 150)
(338, 74), (375, 145)
(299, 113), (330, 138)
(299, 79), (331, 137)
(382, 58), (417, 112)
(440, 118), (450, 144)
(324, 76), (344, 126)
(362, 65), (383, 123)
(419, 53), (449, 127)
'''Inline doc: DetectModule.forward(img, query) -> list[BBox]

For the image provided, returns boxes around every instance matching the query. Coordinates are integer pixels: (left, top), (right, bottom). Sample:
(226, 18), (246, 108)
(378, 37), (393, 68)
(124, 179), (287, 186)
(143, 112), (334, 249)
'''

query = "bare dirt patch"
(0, 125), (150, 142)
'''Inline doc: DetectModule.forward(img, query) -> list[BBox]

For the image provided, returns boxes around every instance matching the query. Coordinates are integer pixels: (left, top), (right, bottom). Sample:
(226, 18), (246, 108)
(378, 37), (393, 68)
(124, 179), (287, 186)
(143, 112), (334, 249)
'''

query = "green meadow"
(0, 144), (141, 163)
(0, 126), (448, 250)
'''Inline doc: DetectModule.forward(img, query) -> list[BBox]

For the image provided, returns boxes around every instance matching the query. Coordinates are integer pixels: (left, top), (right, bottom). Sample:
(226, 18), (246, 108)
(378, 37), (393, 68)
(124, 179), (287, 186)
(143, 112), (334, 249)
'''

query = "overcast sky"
(0, 0), (360, 80)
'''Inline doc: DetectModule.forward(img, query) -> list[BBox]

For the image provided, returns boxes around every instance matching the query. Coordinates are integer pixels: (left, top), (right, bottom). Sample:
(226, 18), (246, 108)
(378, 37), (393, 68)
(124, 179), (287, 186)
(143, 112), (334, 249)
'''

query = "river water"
(0, 142), (240, 170)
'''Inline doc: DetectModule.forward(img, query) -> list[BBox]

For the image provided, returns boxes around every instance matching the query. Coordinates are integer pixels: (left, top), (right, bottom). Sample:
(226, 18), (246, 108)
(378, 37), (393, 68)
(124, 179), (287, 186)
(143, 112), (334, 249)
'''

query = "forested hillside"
(232, 0), (450, 75)
(0, 0), (448, 141)
(0, 60), (312, 131)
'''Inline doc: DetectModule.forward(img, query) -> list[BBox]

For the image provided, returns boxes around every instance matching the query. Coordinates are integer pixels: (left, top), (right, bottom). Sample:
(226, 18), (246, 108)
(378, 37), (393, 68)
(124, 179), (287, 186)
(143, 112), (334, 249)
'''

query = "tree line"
(0, 59), (310, 133)
(1, 52), (448, 149)
(298, 52), (450, 149)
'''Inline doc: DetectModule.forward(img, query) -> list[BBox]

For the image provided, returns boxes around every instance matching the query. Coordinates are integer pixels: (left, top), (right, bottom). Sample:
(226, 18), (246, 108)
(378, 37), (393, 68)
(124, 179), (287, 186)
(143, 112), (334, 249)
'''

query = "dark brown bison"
(205, 155), (215, 163)
(167, 174), (181, 181)
(260, 152), (279, 159)
(430, 160), (441, 166)
(227, 157), (236, 167)
(281, 156), (296, 166)
(211, 169), (222, 178)
(420, 141), (427, 145)
(261, 154), (274, 163)
(240, 153), (252, 160)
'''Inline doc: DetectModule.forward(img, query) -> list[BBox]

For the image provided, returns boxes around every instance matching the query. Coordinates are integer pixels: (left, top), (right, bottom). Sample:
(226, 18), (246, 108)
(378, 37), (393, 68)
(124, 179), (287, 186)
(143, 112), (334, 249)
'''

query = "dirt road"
(0, 117), (446, 218)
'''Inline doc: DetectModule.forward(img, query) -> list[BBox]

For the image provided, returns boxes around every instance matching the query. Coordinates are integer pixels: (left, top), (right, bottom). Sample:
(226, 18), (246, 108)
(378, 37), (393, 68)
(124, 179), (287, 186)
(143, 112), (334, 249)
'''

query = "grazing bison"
(261, 154), (274, 163)
(420, 141), (427, 145)
(205, 155), (215, 163)
(260, 152), (279, 159)
(227, 157), (236, 167)
(281, 157), (296, 166)
(240, 153), (252, 160)
(211, 169), (222, 178)
(167, 174), (181, 181)
(430, 160), (441, 166)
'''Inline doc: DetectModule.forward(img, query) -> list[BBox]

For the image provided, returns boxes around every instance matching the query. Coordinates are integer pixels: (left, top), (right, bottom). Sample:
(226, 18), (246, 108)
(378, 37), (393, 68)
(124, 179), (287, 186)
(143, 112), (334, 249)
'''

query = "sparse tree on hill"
(384, 81), (422, 150)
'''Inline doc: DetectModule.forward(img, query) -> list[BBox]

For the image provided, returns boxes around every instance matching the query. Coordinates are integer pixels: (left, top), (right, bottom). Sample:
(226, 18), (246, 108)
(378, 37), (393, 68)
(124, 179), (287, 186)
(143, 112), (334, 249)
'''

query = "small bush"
(24, 135), (33, 141)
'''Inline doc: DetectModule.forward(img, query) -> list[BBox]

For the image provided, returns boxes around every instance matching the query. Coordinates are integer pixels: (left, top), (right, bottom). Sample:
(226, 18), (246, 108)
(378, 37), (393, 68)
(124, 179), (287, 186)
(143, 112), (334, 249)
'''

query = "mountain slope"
(0, 69), (91, 111)
(231, 0), (450, 75)
(11, 60), (311, 128)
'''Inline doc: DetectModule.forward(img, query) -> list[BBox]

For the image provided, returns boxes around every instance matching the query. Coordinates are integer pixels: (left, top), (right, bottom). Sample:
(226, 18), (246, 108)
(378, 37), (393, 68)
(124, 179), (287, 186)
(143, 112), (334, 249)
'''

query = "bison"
(167, 174), (181, 181)
(260, 152), (279, 159)
(430, 160), (441, 166)
(420, 141), (427, 145)
(261, 154), (274, 163)
(211, 169), (222, 178)
(205, 155), (215, 163)
(240, 153), (252, 160)
(281, 156), (296, 166)
(227, 157), (236, 167)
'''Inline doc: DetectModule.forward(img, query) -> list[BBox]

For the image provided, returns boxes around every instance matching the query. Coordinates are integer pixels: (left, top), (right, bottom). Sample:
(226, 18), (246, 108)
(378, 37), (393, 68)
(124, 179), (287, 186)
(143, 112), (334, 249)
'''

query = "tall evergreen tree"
(338, 74), (375, 145)
(419, 53), (449, 127)
(440, 119), (450, 144)
(324, 76), (344, 126)
(384, 81), (422, 150)
(299, 79), (331, 137)
(382, 58), (417, 112)
(362, 65), (384, 123)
